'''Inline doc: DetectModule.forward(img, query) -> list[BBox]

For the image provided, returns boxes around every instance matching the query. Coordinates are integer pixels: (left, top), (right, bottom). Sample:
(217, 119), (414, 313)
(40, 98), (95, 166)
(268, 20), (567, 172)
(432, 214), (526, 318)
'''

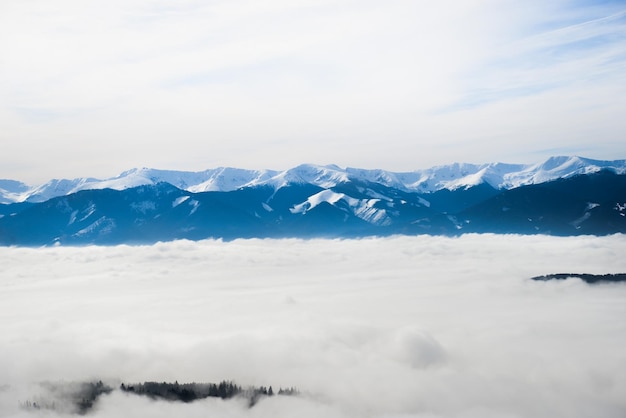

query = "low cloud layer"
(1, 234), (626, 417)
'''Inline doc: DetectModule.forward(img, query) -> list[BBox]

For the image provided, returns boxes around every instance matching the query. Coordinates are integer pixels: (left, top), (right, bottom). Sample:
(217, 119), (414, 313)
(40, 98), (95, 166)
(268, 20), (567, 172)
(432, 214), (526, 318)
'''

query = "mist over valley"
(1, 234), (625, 417)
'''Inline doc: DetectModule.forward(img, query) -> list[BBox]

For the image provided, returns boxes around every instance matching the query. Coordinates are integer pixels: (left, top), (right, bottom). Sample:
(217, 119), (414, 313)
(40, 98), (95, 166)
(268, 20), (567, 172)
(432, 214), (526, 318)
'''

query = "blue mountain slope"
(458, 170), (626, 235)
(0, 171), (624, 246)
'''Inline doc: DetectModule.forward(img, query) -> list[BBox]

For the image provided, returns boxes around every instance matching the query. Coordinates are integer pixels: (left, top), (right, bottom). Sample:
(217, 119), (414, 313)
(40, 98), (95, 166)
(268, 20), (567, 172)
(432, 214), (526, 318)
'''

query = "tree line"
(120, 380), (299, 406)
(20, 379), (299, 414)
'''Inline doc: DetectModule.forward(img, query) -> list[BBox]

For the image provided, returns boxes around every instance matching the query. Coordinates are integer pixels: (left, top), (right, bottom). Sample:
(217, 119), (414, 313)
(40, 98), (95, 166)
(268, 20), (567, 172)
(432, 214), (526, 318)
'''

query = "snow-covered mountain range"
(2, 156), (625, 204)
(1, 155), (625, 245)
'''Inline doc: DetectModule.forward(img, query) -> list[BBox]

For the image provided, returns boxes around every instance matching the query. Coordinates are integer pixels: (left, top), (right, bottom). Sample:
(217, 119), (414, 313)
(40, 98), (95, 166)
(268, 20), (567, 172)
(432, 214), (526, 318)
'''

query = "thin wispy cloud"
(0, 1), (624, 182)
(450, 6), (626, 109)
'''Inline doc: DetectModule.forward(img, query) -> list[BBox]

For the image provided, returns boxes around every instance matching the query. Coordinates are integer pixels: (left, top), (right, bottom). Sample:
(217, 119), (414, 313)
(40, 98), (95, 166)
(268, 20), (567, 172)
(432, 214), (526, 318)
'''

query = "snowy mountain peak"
(501, 156), (626, 188)
(285, 164), (351, 187)
(187, 167), (278, 192)
(1, 156), (624, 204)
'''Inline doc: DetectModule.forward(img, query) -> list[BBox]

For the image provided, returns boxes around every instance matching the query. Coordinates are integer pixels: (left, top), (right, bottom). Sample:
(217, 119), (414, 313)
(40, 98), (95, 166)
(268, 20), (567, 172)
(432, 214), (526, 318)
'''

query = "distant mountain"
(0, 181), (453, 245)
(457, 170), (626, 235)
(0, 163), (624, 246)
(2, 156), (625, 204)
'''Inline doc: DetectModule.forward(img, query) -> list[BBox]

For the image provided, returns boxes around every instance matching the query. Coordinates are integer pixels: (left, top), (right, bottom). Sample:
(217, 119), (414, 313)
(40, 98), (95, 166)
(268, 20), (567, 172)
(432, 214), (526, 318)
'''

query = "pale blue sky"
(1, 0), (624, 183)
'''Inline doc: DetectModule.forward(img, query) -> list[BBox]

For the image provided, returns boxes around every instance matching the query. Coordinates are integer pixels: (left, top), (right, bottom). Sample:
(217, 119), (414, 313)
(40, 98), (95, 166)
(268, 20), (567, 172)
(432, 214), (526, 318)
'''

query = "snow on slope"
(2, 156), (625, 204)
(0, 180), (31, 204)
(290, 189), (391, 226)
(260, 164), (350, 189)
(354, 157), (626, 191)
(15, 168), (277, 203)
(186, 167), (278, 192)
(290, 189), (345, 213)
(500, 156), (625, 188)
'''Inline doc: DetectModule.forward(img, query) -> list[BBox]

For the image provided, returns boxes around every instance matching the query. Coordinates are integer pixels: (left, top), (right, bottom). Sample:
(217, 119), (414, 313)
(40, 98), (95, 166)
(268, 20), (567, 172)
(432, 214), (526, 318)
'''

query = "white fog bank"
(1, 234), (626, 417)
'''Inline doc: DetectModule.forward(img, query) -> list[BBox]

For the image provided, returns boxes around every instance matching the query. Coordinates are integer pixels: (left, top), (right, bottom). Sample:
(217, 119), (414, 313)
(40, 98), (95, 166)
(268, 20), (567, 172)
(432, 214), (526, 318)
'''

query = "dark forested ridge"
(120, 380), (298, 407)
(19, 380), (299, 414)
(1, 171), (624, 245)
(531, 273), (626, 284)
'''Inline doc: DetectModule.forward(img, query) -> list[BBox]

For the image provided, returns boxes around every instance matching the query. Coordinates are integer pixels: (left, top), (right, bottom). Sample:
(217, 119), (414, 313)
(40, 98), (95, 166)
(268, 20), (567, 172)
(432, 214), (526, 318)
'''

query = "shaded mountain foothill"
(0, 171), (625, 246)
(457, 170), (626, 235)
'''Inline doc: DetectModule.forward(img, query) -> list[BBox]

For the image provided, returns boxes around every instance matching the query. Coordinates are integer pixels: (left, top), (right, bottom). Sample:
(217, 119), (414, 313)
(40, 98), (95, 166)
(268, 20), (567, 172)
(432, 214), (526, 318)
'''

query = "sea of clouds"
(1, 234), (625, 417)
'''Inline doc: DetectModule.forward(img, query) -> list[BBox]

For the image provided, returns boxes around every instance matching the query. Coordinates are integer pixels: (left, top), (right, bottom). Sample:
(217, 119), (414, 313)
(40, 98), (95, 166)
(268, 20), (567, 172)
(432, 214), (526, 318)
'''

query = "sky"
(1, 234), (626, 417)
(1, 0), (625, 183)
